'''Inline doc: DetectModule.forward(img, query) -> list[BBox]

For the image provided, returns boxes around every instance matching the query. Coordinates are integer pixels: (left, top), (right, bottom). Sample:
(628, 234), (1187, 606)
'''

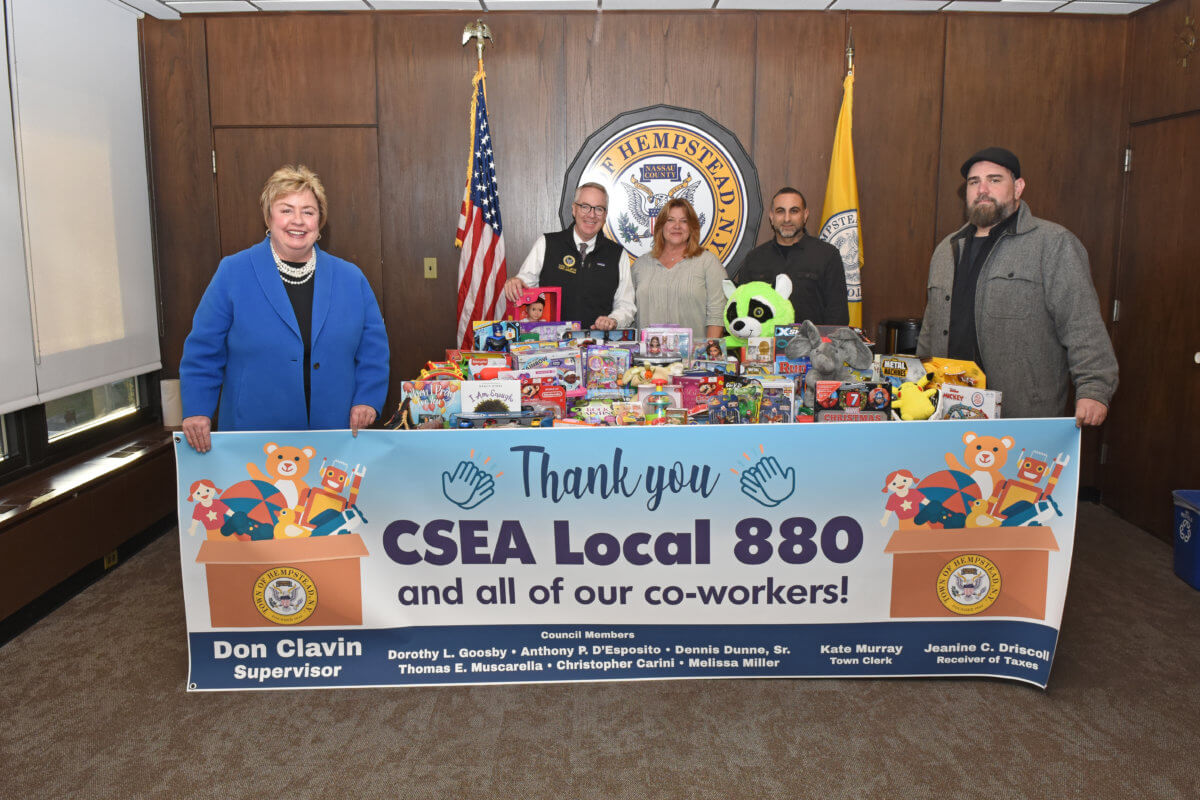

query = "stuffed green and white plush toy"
(722, 275), (795, 349)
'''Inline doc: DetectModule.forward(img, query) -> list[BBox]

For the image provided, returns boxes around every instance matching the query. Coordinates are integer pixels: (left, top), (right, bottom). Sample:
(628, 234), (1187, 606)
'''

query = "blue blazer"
(180, 238), (389, 431)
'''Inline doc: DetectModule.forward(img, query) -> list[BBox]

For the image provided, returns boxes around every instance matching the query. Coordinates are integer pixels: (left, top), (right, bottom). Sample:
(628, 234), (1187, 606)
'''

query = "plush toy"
(722, 275), (795, 349)
(620, 363), (670, 388)
(892, 373), (939, 421)
(783, 320), (873, 405)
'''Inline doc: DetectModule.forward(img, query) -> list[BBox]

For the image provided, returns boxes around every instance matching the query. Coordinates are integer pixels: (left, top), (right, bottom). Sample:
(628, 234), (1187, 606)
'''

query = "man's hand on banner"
(442, 460), (495, 510)
(739, 455), (795, 508)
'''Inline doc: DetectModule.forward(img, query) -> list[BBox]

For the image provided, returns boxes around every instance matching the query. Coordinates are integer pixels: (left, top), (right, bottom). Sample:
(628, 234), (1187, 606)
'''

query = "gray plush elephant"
(784, 321), (873, 406)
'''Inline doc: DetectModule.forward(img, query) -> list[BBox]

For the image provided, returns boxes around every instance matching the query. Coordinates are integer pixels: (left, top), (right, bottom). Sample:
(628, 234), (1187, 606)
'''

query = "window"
(0, 414), (10, 463)
(0, 1), (162, 489)
(45, 378), (140, 443)
(0, 373), (158, 488)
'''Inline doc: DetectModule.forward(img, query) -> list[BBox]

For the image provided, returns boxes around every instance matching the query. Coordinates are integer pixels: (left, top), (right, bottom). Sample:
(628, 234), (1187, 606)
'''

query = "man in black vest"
(504, 182), (635, 331)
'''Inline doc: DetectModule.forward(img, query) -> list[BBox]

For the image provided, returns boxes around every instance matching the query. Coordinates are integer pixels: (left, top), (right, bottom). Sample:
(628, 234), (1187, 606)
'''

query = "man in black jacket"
(734, 187), (848, 326)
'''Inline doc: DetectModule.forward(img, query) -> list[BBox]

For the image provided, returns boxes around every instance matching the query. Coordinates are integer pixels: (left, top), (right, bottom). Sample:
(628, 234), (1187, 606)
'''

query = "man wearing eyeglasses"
(504, 182), (635, 332)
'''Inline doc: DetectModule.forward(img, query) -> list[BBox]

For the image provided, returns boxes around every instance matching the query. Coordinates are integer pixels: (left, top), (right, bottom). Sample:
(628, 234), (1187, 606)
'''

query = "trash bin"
(1173, 490), (1200, 589)
(877, 318), (921, 355)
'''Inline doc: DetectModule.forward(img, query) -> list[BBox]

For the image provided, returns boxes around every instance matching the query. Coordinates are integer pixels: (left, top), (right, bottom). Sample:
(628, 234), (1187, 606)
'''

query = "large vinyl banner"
(175, 419), (1080, 691)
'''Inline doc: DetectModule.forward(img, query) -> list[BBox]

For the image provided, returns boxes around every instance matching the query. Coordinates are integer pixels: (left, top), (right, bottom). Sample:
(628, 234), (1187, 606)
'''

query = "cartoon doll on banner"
(880, 469), (926, 529)
(187, 479), (235, 540)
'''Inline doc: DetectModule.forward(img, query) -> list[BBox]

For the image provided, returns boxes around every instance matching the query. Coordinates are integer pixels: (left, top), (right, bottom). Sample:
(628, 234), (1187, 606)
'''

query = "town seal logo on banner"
(936, 554), (1002, 616)
(254, 566), (318, 625)
(561, 106), (762, 273)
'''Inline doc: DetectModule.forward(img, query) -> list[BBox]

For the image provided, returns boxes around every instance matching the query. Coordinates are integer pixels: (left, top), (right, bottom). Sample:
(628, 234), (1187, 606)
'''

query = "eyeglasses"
(574, 202), (607, 218)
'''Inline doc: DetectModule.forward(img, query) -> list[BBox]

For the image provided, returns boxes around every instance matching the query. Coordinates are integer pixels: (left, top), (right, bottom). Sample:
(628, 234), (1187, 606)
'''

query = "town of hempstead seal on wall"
(560, 106), (762, 275)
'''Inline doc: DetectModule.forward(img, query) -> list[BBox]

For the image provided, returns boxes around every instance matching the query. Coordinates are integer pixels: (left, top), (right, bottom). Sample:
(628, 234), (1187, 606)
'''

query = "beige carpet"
(2, 502), (1198, 799)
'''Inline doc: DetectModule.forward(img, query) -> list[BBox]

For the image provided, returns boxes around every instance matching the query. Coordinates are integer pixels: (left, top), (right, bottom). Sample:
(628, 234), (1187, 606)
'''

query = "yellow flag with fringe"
(819, 68), (863, 328)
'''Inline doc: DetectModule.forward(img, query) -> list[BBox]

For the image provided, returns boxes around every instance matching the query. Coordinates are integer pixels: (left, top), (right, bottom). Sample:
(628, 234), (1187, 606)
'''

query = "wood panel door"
(212, 127), (383, 298)
(1102, 114), (1200, 540)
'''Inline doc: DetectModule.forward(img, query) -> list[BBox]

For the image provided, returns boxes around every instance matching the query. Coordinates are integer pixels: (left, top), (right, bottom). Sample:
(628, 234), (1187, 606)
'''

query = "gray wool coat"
(917, 201), (1118, 419)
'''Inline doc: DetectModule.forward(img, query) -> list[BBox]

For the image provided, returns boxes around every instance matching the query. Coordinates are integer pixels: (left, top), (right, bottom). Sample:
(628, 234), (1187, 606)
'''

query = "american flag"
(455, 70), (507, 349)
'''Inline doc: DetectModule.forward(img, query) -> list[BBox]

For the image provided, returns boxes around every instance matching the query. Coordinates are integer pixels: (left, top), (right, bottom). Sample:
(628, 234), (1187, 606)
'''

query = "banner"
(819, 68), (863, 328)
(176, 419), (1080, 691)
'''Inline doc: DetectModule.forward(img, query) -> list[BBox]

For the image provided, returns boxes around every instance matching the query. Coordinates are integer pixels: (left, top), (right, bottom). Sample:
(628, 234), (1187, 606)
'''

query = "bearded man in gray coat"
(917, 146), (1117, 426)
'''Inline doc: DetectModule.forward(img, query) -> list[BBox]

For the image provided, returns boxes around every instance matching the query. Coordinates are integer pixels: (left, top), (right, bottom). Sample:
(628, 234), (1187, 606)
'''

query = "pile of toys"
(385, 280), (1003, 429)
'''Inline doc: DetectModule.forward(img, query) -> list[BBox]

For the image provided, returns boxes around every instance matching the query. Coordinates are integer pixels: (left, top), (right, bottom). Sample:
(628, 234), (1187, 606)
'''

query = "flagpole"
(819, 28), (863, 329)
(456, 21), (508, 350)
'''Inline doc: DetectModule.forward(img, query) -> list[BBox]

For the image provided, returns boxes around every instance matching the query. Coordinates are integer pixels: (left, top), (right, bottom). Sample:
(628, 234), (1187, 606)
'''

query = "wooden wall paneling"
(939, 15), (1126, 298)
(563, 12), (757, 237)
(0, 450), (174, 622)
(484, 14), (570, 274)
(211, 127), (383, 299)
(377, 13), (566, 392)
(206, 13), (377, 126)
(941, 15), (1127, 487)
(140, 18), (221, 379)
(1129, 0), (1200, 123)
(847, 12), (946, 338)
(751, 12), (846, 249)
(562, 12), (757, 168)
(1102, 115), (1200, 540)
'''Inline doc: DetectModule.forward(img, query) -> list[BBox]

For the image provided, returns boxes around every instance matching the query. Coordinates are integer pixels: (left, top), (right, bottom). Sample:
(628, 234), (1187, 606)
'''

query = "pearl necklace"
(272, 245), (316, 285)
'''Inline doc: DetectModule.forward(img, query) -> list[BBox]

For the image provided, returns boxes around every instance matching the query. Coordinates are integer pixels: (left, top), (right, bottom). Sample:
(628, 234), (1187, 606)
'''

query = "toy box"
(584, 347), (632, 399)
(472, 320), (521, 352)
(398, 380), (462, 427)
(497, 367), (567, 415)
(739, 362), (774, 378)
(518, 320), (580, 342)
(465, 353), (511, 380)
(195, 536), (369, 627)
(876, 354), (926, 389)
(460, 380), (522, 414)
(925, 357), (986, 390)
(708, 384), (762, 424)
(814, 381), (891, 422)
(742, 337), (775, 367)
(885, 527), (1059, 619)
(514, 347), (584, 397)
(612, 401), (646, 426)
(672, 372), (724, 410)
(505, 286), (561, 322)
(932, 384), (1004, 420)
(692, 338), (727, 364)
(754, 377), (795, 423)
(572, 399), (618, 426)
(566, 328), (639, 347)
(640, 325), (691, 361)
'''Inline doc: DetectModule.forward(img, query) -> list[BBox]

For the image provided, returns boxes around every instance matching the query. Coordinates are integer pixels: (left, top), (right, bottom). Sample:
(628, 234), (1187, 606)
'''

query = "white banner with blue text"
(175, 419), (1080, 690)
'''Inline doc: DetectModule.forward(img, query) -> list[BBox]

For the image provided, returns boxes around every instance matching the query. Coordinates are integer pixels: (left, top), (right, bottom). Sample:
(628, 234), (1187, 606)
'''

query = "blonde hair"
(651, 198), (703, 260)
(261, 164), (328, 228)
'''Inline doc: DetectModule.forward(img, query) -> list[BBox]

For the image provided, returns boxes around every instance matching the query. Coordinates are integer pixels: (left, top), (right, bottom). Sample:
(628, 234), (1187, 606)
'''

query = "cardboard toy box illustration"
(884, 527), (1059, 619)
(196, 535), (369, 627)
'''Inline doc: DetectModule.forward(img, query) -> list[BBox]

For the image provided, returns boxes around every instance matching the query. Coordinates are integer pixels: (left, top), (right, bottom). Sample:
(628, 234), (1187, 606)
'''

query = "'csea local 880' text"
(381, 516), (864, 567)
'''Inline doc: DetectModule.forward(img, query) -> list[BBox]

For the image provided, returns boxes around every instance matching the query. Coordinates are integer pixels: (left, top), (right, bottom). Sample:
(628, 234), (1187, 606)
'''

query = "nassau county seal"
(818, 209), (861, 303)
(561, 106), (761, 272)
(254, 566), (318, 625)
(936, 554), (1001, 615)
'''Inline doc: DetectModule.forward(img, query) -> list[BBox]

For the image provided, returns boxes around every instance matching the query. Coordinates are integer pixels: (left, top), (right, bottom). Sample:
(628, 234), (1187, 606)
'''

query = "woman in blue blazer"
(180, 165), (388, 452)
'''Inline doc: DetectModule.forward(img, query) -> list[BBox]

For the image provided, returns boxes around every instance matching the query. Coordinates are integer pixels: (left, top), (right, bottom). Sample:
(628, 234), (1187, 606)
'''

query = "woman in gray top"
(631, 199), (727, 344)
